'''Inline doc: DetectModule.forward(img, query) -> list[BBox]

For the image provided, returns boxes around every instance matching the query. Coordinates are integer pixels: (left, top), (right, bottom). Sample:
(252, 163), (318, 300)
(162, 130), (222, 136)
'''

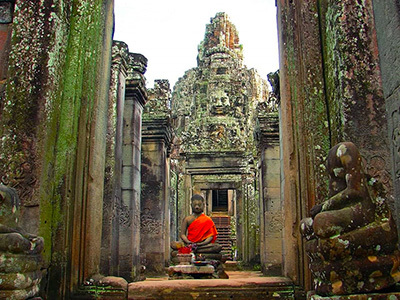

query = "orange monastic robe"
(187, 214), (218, 243)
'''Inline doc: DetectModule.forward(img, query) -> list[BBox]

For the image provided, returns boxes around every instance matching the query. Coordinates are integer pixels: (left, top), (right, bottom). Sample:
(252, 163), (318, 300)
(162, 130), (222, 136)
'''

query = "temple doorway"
(202, 189), (237, 260)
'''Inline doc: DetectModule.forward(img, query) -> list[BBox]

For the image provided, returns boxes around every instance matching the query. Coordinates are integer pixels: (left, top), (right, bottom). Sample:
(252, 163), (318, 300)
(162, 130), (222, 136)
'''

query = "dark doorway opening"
(212, 189), (228, 212)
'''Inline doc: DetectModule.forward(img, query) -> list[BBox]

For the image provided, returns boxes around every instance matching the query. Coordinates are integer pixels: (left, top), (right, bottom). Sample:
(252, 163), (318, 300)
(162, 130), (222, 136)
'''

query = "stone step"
(223, 260), (240, 271)
(128, 271), (294, 300)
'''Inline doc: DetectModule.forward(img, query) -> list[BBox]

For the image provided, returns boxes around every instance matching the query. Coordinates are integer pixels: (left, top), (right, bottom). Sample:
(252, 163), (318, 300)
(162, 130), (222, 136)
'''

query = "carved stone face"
(210, 89), (230, 115)
(191, 199), (204, 214)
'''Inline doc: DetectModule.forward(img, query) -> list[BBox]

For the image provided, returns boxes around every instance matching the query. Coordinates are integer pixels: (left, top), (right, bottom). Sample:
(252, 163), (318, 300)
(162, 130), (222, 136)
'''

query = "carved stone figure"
(300, 142), (400, 296)
(0, 184), (44, 299)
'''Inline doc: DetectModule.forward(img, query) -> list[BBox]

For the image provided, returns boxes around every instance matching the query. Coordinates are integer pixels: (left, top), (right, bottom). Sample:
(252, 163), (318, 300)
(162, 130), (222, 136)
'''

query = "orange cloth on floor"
(187, 214), (218, 243)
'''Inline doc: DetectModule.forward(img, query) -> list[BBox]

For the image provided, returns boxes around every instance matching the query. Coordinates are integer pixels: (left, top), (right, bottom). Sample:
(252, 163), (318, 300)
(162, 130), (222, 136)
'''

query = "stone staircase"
(212, 215), (233, 260)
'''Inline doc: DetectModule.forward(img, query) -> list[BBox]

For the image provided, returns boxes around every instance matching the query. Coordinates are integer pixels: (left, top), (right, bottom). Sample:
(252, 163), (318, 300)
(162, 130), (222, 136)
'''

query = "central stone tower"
(171, 13), (276, 265)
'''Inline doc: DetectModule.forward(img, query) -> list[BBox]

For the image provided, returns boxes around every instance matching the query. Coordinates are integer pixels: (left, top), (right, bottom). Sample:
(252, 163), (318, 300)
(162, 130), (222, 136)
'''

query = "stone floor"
(71, 270), (296, 300)
(128, 271), (295, 300)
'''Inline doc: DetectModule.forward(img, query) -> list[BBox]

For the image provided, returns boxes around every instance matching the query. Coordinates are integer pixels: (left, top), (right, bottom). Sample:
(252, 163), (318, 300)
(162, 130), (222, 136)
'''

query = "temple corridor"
(0, 1), (400, 299)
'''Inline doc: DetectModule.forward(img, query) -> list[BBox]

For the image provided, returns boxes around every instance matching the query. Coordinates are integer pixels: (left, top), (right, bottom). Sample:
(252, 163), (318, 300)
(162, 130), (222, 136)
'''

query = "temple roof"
(197, 12), (243, 63)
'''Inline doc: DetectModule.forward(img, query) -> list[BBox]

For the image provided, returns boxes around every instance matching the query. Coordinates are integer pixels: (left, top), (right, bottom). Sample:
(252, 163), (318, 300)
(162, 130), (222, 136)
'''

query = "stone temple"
(1, 1), (400, 300)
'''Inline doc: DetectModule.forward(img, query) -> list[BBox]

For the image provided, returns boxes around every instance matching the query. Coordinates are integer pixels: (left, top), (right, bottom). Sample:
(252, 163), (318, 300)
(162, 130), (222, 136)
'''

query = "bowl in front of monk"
(177, 253), (193, 265)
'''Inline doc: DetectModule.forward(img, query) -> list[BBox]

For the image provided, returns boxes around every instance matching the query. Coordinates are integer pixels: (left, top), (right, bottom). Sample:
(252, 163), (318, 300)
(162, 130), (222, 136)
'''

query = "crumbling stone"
(0, 184), (44, 300)
(300, 142), (400, 296)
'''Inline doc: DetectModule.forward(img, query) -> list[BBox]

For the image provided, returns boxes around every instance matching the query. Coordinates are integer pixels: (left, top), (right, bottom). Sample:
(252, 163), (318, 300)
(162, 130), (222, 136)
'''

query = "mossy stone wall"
(0, 0), (114, 297)
(278, 0), (390, 291)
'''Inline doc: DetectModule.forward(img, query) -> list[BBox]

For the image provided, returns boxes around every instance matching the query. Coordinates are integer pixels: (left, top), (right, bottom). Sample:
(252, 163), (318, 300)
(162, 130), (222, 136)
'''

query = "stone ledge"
(168, 264), (215, 274)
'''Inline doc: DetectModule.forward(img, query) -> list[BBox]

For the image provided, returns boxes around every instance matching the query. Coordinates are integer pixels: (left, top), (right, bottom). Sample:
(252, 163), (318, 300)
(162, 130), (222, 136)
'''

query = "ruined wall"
(0, 0), (114, 297)
(277, 0), (392, 291)
(372, 0), (400, 233)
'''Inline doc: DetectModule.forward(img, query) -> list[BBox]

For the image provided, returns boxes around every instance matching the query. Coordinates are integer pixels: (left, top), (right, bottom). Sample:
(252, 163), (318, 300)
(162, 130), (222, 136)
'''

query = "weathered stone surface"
(277, 0), (394, 292)
(98, 276), (128, 290)
(169, 264), (215, 274)
(309, 292), (400, 300)
(0, 1), (114, 298)
(101, 41), (130, 277)
(0, 185), (44, 299)
(372, 0), (400, 237)
(300, 142), (399, 296)
(140, 80), (172, 276)
(256, 110), (282, 275)
(277, 0), (330, 287)
(320, 0), (391, 198)
(128, 272), (294, 300)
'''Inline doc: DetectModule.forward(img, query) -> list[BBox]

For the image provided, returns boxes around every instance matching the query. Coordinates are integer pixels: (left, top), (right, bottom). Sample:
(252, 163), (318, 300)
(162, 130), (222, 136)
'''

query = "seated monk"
(171, 194), (222, 254)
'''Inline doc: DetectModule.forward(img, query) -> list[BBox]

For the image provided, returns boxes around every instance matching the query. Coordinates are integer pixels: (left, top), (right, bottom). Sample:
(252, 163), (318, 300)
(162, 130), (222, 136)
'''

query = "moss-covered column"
(119, 53), (147, 281)
(320, 0), (391, 196)
(140, 80), (172, 275)
(0, 0), (114, 297)
(277, 0), (329, 290)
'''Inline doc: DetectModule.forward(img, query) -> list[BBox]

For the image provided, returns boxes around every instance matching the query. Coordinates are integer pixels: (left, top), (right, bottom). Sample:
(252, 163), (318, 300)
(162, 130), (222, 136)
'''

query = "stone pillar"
(140, 79), (172, 275)
(277, 0), (393, 292)
(277, 0), (333, 289)
(101, 41), (129, 276)
(119, 53), (147, 281)
(0, 1), (114, 297)
(372, 0), (400, 235)
(256, 112), (282, 275)
(320, 0), (391, 195)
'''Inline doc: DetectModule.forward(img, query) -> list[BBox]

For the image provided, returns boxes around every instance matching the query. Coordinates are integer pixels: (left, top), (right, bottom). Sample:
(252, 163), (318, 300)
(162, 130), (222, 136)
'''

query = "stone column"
(371, 1), (400, 235)
(320, 0), (391, 195)
(256, 112), (282, 275)
(277, 0), (331, 289)
(118, 53), (147, 281)
(101, 41), (129, 276)
(277, 0), (392, 292)
(140, 80), (172, 275)
(0, 1), (114, 297)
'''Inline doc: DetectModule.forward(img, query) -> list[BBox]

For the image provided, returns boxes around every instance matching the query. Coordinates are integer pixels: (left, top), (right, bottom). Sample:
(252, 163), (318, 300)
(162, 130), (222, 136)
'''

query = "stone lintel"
(141, 118), (172, 145)
(186, 167), (247, 175)
(125, 52), (147, 107)
(125, 80), (147, 107)
(185, 151), (248, 160)
(184, 151), (252, 173)
(256, 114), (280, 146)
(309, 291), (400, 300)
